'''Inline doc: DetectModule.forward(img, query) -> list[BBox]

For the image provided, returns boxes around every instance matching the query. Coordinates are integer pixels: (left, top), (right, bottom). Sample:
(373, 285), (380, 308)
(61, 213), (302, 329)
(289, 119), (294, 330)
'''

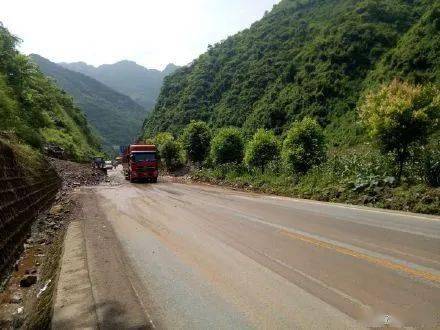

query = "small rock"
(383, 176), (396, 186)
(50, 204), (63, 215)
(20, 275), (37, 287)
(360, 195), (374, 205)
(25, 268), (37, 275)
(373, 186), (383, 195)
(9, 293), (22, 304)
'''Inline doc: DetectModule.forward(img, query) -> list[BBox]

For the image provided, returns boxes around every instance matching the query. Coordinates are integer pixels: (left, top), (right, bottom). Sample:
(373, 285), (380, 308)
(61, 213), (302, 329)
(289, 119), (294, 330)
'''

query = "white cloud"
(2, 0), (279, 70)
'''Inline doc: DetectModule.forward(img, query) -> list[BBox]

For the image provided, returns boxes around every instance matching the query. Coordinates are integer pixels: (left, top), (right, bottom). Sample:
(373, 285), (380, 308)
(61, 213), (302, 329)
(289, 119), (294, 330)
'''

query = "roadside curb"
(52, 219), (98, 329)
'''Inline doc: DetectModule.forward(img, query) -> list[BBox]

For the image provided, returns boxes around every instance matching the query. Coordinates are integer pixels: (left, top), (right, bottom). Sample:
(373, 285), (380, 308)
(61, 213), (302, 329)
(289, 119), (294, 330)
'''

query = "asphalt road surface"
(63, 170), (440, 329)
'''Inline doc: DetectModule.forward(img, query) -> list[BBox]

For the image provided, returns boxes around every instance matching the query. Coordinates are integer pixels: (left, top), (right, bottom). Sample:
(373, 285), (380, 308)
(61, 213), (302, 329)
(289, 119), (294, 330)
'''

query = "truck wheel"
(129, 173), (135, 183)
(152, 177), (158, 183)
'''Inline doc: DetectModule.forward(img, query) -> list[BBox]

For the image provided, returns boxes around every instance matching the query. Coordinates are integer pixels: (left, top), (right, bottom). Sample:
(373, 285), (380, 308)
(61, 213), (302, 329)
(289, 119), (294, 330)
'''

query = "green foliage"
(143, 0), (436, 140)
(0, 24), (100, 161)
(139, 0), (439, 214)
(153, 132), (174, 149)
(181, 121), (211, 163)
(152, 132), (175, 160)
(192, 146), (440, 215)
(244, 129), (280, 172)
(210, 127), (244, 165)
(359, 80), (439, 178)
(423, 145), (440, 187)
(30, 54), (146, 151)
(282, 117), (326, 174)
(370, 3), (440, 84)
(159, 139), (183, 171)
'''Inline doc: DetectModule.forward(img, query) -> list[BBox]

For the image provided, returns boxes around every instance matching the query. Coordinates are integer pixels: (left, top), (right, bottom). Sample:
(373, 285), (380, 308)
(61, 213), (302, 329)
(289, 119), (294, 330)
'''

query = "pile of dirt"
(0, 159), (106, 328)
(49, 158), (106, 191)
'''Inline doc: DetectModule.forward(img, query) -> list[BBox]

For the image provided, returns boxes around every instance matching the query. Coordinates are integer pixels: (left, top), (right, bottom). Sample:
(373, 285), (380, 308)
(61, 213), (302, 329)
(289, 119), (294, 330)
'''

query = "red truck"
(122, 144), (159, 183)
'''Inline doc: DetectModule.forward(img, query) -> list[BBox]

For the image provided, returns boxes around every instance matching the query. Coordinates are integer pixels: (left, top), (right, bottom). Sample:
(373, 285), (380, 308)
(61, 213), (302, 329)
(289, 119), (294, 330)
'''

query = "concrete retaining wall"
(0, 141), (61, 279)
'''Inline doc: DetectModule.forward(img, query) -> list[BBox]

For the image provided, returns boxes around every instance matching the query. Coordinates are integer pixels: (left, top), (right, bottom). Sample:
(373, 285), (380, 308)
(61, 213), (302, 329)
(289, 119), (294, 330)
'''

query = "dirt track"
(53, 168), (440, 329)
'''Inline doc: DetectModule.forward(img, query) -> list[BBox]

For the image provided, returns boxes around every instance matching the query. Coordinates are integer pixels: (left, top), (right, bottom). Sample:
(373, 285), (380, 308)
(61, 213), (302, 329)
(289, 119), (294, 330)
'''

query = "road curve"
(85, 174), (440, 329)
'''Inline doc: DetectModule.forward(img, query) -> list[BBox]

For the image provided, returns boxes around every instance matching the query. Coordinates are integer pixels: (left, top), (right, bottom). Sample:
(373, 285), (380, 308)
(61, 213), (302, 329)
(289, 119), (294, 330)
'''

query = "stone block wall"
(0, 141), (61, 279)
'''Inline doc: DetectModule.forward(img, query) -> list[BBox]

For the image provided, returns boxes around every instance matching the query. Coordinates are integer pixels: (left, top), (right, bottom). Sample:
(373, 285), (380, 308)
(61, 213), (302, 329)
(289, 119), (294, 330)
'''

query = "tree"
(153, 132), (174, 149)
(244, 129), (280, 172)
(159, 139), (183, 171)
(153, 132), (174, 160)
(181, 120), (211, 163)
(282, 117), (326, 174)
(359, 80), (438, 180)
(210, 127), (244, 165)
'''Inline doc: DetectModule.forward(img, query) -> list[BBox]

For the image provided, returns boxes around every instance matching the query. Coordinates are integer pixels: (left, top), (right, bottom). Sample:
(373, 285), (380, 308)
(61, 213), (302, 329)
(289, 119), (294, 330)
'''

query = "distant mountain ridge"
(60, 60), (179, 110)
(30, 54), (147, 151)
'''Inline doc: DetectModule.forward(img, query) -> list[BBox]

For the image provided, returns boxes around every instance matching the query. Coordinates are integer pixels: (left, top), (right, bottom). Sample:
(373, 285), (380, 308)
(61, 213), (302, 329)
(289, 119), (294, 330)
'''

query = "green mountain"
(143, 0), (439, 145)
(0, 24), (99, 161)
(30, 54), (147, 151)
(60, 60), (179, 110)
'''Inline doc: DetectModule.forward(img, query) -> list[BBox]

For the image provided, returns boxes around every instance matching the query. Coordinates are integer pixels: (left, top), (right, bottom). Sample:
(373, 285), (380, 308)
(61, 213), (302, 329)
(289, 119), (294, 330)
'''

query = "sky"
(2, 0), (280, 70)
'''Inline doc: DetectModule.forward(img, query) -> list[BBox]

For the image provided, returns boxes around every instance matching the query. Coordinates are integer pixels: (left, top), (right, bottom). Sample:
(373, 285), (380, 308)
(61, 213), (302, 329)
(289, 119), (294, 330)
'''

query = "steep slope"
(143, 0), (438, 142)
(0, 24), (99, 160)
(30, 55), (147, 150)
(60, 60), (179, 110)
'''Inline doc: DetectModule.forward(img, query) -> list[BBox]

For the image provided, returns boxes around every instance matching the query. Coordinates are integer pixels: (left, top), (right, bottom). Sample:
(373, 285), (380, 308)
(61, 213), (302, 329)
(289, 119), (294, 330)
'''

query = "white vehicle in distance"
(104, 160), (113, 170)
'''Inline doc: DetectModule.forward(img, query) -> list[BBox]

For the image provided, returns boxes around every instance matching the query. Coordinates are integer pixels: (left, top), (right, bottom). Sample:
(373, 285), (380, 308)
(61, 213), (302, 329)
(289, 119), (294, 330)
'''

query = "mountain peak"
(163, 63), (179, 75)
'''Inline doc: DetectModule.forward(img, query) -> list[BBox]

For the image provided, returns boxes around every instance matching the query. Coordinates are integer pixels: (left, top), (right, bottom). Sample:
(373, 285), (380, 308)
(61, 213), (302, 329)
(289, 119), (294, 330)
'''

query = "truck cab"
(123, 144), (158, 183)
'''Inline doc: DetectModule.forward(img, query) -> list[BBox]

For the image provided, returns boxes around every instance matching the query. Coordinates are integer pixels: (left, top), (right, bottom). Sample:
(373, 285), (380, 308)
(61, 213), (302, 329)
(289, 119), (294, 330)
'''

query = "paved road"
(55, 172), (440, 329)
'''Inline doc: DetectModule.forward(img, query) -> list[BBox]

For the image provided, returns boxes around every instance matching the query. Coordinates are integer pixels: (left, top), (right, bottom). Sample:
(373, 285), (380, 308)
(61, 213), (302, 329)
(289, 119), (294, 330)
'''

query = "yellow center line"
(279, 229), (440, 284)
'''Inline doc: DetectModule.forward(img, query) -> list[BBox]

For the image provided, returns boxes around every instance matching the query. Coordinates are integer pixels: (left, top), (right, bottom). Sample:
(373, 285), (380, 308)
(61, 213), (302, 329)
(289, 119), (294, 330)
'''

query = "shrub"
(244, 129), (280, 172)
(210, 127), (244, 165)
(159, 139), (183, 171)
(153, 132), (174, 149)
(359, 80), (439, 180)
(423, 146), (440, 187)
(153, 132), (174, 159)
(181, 121), (211, 163)
(282, 117), (326, 174)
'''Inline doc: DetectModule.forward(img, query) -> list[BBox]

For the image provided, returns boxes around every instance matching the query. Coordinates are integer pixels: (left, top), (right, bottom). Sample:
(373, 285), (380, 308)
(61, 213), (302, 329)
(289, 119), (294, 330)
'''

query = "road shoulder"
(52, 217), (98, 329)
(52, 188), (153, 329)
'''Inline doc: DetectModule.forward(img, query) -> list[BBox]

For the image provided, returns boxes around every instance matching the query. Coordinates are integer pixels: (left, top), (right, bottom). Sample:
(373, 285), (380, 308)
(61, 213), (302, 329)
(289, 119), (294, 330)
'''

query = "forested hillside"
(60, 60), (179, 110)
(0, 24), (99, 161)
(143, 0), (439, 142)
(30, 55), (147, 151)
(142, 0), (439, 214)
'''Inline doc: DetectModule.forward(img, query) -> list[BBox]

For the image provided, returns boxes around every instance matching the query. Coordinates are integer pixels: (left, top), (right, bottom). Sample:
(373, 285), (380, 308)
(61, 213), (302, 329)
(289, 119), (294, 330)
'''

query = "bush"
(423, 146), (440, 187)
(282, 117), (326, 174)
(153, 132), (174, 159)
(153, 132), (174, 149)
(181, 121), (211, 163)
(210, 127), (244, 165)
(244, 129), (280, 172)
(359, 80), (439, 179)
(159, 139), (183, 171)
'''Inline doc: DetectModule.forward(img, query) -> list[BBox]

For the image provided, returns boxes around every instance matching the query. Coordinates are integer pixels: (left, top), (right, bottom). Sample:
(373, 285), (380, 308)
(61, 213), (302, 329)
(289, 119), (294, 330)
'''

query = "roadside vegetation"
(147, 79), (439, 215)
(142, 0), (440, 215)
(0, 24), (101, 161)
